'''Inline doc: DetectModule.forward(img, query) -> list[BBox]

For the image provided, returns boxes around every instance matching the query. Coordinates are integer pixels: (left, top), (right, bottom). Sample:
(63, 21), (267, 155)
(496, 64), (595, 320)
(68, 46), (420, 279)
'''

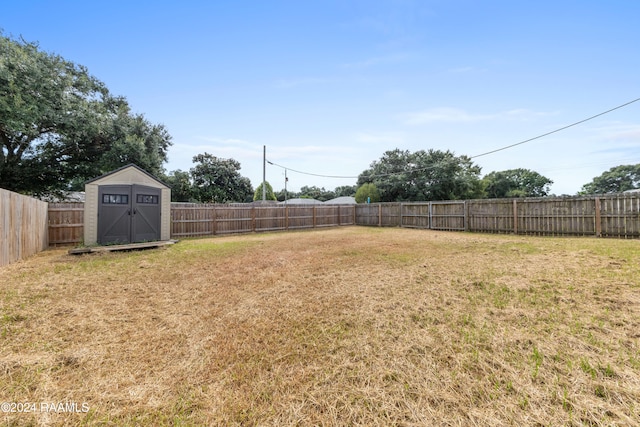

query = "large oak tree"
(0, 33), (171, 196)
(357, 148), (484, 202)
(482, 168), (553, 198)
(190, 153), (253, 203)
(580, 164), (640, 194)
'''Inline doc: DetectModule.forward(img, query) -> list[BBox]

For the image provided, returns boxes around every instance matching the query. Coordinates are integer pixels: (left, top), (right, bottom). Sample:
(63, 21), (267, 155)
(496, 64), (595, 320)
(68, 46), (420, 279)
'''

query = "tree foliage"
(253, 181), (277, 201)
(298, 185), (335, 201)
(580, 164), (640, 194)
(482, 168), (553, 198)
(190, 153), (253, 203)
(0, 33), (171, 195)
(163, 170), (195, 202)
(334, 185), (357, 197)
(355, 183), (380, 203)
(273, 185), (355, 202)
(357, 149), (484, 202)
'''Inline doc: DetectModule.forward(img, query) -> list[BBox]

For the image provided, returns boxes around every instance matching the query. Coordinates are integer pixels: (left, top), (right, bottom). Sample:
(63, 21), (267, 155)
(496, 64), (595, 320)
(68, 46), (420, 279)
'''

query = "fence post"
(285, 205), (289, 230)
(399, 203), (404, 228)
(594, 197), (601, 237)
(463, 201), (468, 231)
(513, 199), (518, 235)
(378, 204), (382, 227)
(428, 202), (432, 230)
(212, 205), (216, 235)
(337, 206), (341, 226)
(251, 206), (256, 232)
(313, 206), (317, 228)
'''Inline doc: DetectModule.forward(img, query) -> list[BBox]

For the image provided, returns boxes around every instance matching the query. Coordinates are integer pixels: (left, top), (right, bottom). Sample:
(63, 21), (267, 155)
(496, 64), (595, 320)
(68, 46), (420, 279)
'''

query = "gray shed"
(84, 164), (171, 246)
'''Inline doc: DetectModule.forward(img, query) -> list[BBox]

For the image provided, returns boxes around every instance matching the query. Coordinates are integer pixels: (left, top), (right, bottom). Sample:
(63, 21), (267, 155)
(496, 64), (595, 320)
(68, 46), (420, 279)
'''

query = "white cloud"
(587, 123), (640, 141)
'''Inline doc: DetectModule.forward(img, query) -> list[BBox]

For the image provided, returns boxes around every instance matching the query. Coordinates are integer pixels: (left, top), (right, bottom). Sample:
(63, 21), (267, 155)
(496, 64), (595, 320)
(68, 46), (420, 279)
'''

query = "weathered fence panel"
(1, 189), (49, 267)
(515, 198), (597, 236)
(48, 203), (84, 245)
(215, 205), (253, 235)
(400, 203), (430, 229)
(355, 194), (640, 239)
(355, 204), (380, 226)
(255, 206), (286, 232)
(468, 199), (514, 234)
(169, 204), (352, 237)
(380, 204), (402, 227)
(287, 205), (315, 230)
(336, 205), (356, 226)
(430, 201), (466, 231)
(600, 194), (640, 238)
(170, 203), (216, 237)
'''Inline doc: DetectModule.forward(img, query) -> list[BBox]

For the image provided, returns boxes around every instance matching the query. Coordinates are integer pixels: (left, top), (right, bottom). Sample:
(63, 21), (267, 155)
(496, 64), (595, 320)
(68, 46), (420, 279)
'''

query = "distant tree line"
(2, 33), (638, 203)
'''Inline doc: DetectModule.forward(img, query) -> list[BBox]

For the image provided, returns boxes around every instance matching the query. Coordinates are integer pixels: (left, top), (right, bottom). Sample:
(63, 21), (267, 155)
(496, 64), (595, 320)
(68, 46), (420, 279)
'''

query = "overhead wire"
(469, 97), (640, 159)
(266, 97), (640, 179)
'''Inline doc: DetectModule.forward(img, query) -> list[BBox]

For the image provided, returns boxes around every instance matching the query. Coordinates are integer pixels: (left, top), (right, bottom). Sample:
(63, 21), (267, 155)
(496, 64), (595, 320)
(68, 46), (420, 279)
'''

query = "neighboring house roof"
(40, 191), (86, 203)
(324, 196), (356, 204)
(279, 198), (323, 204)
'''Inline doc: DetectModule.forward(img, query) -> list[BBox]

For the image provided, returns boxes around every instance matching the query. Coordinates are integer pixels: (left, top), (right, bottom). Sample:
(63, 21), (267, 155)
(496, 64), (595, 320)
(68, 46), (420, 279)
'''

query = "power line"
(266, 160), (358, 179)
(267, 158), (460, 179)
(470, 97), (640, 159)
(267, 97), (640, 178)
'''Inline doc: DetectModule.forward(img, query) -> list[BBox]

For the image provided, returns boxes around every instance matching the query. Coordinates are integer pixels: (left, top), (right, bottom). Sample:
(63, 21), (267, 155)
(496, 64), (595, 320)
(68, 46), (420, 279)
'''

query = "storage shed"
(84, 164), (171, 246)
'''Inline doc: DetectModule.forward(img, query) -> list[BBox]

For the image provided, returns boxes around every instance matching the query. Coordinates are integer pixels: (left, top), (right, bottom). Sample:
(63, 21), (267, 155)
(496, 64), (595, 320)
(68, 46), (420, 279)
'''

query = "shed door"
(131, 184), (161, 243)
(98, 185), (132, 245)
(98, 184), (162, 245)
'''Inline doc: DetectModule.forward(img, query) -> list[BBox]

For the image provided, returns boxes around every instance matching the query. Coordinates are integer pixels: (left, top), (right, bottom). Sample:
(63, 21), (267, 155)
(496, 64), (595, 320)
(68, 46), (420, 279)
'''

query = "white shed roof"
(86, 164), (169, 188)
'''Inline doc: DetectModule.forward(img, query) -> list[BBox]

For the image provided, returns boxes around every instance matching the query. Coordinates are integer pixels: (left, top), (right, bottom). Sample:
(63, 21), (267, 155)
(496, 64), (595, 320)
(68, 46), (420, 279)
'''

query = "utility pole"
(262, 145), (266, 202)
(284, 168), (288, 204)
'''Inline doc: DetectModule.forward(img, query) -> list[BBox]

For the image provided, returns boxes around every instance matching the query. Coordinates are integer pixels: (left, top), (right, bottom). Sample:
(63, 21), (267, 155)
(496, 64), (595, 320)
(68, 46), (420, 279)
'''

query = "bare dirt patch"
(1, 227), (639, 425)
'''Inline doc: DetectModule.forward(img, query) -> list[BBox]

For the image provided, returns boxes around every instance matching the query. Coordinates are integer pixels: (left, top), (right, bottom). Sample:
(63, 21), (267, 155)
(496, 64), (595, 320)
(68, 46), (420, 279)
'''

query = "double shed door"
(98, 184), (161, 245)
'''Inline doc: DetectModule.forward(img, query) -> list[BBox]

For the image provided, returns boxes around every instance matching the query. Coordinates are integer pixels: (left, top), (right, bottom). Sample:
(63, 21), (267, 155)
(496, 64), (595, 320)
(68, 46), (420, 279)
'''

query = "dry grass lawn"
(1, 227), (639, 426)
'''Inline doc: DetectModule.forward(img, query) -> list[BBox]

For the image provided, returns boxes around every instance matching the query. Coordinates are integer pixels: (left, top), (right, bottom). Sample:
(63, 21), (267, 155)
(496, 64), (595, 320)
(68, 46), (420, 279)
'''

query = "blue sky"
(3, 1), (639, 195)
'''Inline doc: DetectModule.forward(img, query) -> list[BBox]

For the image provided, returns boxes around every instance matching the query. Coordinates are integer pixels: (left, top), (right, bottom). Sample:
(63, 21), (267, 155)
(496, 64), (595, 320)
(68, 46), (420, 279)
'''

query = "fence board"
(1, 189), (49, 267)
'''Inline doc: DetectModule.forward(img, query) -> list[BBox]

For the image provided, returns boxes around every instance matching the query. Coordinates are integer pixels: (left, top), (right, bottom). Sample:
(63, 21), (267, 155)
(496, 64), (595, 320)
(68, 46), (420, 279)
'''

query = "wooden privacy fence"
(0, 189), (49, 267)
(170, 204), (356, 238)
(48, 202), (84, 246)
(44, 193), (640, 246)
(355, 193), (640, 238)
(46, 203), (357, 245)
